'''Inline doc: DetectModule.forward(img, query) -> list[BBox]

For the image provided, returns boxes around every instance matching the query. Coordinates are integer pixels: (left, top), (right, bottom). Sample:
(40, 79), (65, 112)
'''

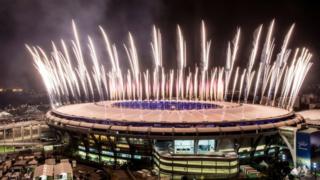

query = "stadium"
(27, 20), (314, 179)
(46, 100), (304, 179)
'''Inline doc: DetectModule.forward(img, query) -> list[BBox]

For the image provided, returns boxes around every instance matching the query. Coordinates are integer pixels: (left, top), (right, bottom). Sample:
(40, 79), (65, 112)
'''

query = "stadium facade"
(46, 100), (304, 179)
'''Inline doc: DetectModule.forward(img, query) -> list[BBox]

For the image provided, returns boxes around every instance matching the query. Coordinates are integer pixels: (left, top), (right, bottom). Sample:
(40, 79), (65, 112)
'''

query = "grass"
(0, 146), (15, 153)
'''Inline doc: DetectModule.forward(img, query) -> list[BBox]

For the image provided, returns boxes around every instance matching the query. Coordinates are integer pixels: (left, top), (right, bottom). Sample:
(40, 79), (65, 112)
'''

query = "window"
(102, 151), (114, 156)
(197, 140), (215, 154)
(174, 140), (194, 154)
(78, 146), (85, 151)
(188, 167), (201, 173)
(117, 153), (131, 158)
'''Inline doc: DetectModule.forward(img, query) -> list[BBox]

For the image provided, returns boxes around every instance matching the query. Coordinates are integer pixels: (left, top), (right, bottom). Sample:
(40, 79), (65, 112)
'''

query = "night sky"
(0, 0), (319, 91)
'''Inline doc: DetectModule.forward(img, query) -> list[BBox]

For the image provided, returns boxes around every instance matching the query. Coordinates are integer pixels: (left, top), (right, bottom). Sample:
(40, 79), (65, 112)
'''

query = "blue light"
(112, 101), (221, 110)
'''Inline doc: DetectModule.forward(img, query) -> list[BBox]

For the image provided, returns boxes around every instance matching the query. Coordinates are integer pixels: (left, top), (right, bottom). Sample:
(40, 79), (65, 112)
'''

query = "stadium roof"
(53, 101), (291, 124)
(298, 109), (320, 121)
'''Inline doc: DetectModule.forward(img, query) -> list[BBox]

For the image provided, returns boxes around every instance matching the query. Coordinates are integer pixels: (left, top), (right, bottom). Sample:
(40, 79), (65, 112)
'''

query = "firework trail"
(27, 20), (313, 111)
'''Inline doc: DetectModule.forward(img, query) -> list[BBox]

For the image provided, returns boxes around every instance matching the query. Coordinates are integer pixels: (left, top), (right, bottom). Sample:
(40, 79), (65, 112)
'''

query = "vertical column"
(293, 129), (297, 168)
(21, 126), (24, 141)
(90, 134), (101, 163)
(83, 136), (90, 161)
(38, 124), (41, 138)
(114, 136), (118, 168)
(172, 140), (175, 154)
(125, 137), (134, 162)
(30, 125), (33, 141)
(194, 139), (199, 154)
(106, 135), (116, 167)
(171, 140), (174, 177)
(3, 129), (6, 142)
(12, 127), (15, 142)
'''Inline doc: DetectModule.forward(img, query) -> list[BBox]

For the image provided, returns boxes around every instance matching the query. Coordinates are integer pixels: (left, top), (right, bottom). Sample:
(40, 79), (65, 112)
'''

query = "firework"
(27, 20), (313, 110)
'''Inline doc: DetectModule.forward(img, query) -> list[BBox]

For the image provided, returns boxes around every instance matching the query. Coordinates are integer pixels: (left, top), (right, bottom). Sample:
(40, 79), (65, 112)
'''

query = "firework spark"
(27, 20), (313, 110)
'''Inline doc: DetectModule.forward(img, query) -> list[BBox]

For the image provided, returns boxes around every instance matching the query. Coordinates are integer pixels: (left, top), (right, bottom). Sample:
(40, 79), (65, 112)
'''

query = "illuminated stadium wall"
(45, 100), (305, 179)
(50, 125), (291, 179)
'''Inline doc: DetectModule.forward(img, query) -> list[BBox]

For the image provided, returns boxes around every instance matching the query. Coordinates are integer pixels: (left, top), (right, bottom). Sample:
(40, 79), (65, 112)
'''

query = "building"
(46, 100), (304, 179)
(298, 110), (320, 128)
(33, 164), (54, 180)
(0, 120), (49, 154)
(53, 162), (73, 180)
(296, 128), (320, 171)
(33, 161), (73, 180)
